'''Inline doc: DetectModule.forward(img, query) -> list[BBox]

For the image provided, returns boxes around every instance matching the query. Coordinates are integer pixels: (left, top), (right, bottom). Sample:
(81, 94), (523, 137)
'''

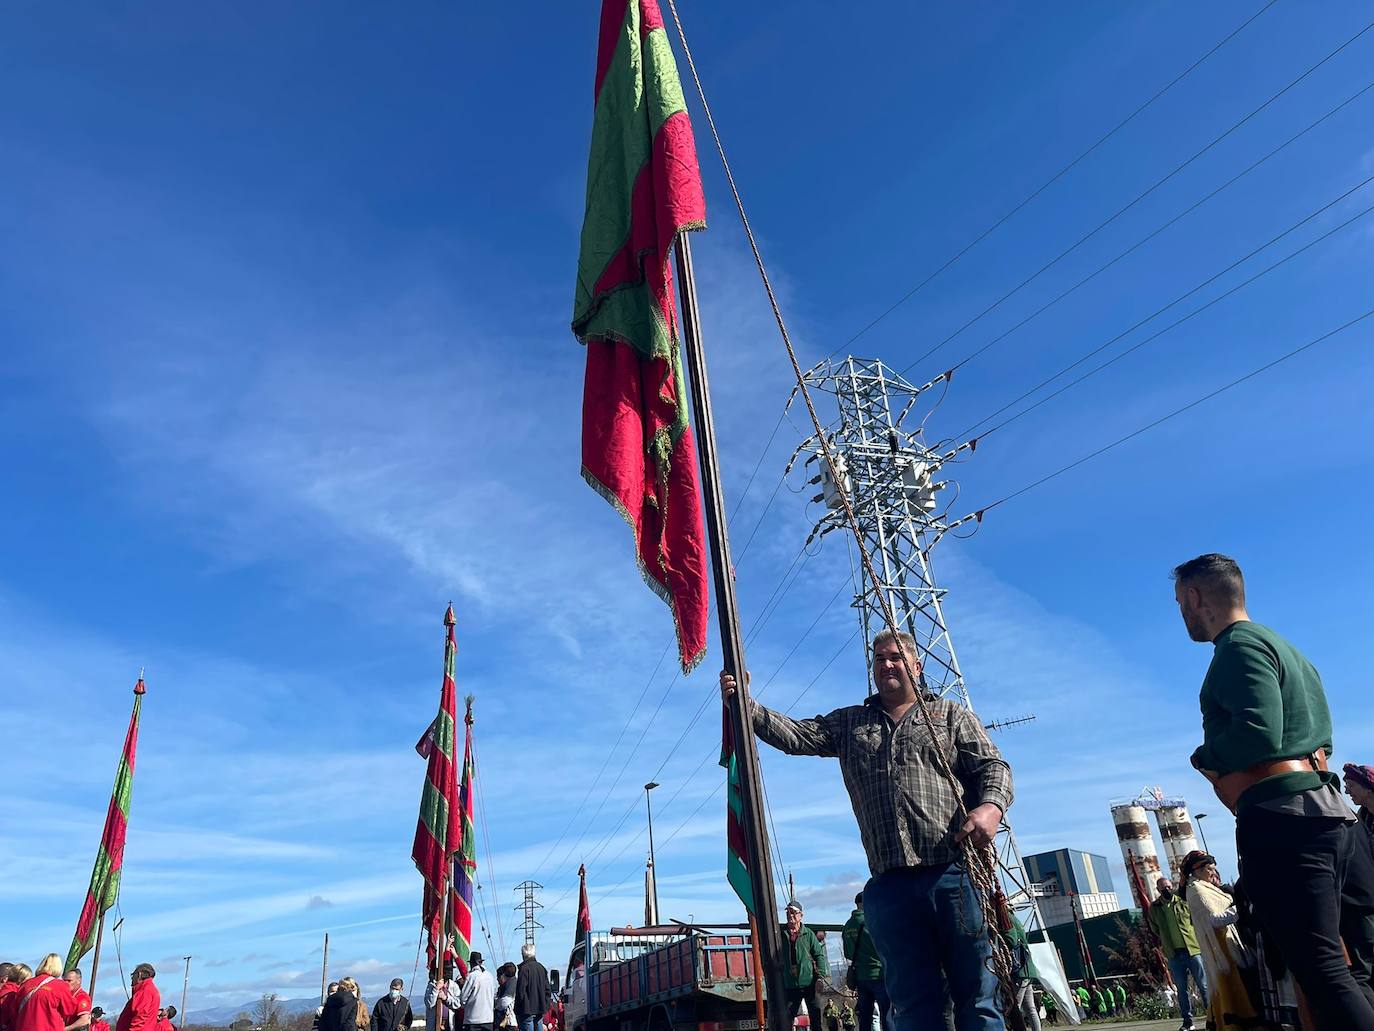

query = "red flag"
(575, 864), (592, 951)
(67, 677), (145, 971)
(412, 606), (463, 974)
(572, 0), (710, 674)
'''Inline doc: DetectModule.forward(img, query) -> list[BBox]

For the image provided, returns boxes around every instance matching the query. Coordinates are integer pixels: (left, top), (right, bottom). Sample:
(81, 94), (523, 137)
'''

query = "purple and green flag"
(66, 676), (145, 972)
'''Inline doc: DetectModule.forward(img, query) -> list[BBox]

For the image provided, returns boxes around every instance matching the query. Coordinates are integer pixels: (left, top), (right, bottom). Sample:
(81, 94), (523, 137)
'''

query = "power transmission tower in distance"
(798, 356), (1045, 935)
(513, 880), (545, 947)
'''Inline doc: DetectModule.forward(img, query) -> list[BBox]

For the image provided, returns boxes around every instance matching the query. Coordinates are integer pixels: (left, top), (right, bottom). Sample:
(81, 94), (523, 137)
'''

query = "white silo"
(1111, 802), (1161, 906)
(1156, 804), (1201, 879)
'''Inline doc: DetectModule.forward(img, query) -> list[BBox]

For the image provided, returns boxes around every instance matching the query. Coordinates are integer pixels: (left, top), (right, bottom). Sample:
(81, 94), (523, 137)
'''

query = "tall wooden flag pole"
(674, 234), (788, 1031)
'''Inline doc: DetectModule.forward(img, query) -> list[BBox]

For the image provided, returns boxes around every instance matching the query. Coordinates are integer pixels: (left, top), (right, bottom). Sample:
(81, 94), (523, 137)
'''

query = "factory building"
(1023, 848), (1124, 927)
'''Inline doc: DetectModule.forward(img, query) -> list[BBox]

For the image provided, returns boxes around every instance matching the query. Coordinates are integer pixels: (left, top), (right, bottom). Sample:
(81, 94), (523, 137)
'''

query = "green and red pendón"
(410, 606), (474, 977)
(67, 676), (145, 973)
(574, 0), (754, 916)
(572, 0), (710, 677)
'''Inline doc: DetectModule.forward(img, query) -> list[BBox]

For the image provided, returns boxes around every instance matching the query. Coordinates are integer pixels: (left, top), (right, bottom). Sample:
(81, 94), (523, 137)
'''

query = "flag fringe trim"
(580, 460), (706, 675)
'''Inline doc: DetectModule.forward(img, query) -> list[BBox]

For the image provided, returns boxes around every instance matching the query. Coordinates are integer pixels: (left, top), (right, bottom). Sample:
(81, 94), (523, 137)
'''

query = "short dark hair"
(1172, 553), (1245, 606)
(854, 891), (863, 905)
(166, 1007), (177, 1019)
(133, 963), (156, 981)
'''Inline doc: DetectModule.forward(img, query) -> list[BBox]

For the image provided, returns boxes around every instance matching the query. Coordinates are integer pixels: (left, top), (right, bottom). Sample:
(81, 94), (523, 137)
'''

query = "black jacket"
(370, 996), (414, 1031)
(319, 993), (358, 1031)
(514, 959), (550, 1018)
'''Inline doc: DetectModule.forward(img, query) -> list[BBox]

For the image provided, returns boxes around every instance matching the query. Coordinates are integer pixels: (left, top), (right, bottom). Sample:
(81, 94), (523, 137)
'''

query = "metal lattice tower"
(798, 356), (1045, 935)
(513, 879), (545, 947)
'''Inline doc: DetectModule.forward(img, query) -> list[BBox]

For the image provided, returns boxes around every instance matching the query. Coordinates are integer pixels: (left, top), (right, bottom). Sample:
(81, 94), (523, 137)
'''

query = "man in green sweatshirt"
(842, 892), (889, 1031)
(1173, 553), (1374, 1029)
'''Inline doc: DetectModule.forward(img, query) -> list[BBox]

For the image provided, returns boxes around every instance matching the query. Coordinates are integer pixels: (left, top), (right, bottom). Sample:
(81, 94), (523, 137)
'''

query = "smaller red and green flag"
(412, 606), (462, 975)
(575, 864), (592, 952)
(66, 676), (145, 973)
(450, 698), (477, 978)
(719, 707), (754, 914)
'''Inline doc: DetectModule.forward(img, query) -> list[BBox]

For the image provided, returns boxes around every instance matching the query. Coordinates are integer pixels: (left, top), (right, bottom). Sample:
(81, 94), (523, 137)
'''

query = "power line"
(896, 16), (1374, 378)
(961, 181), (1374, 441)
(827, 0), (1282, 358)
(927, 78), (1374, 384)
(967, 307), (1373, 519)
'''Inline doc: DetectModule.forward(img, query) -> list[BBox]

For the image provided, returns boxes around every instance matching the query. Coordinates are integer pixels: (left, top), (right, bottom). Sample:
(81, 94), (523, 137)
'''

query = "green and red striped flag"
(572, 0), (710, 675)
(719, 707), (754, 914)
(412, 606), (462, 974)
(66, 676), (145, 972)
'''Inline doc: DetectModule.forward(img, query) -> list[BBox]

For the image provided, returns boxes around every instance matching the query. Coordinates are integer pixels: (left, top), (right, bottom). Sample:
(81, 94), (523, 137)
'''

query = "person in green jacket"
(1071, 985), (1090, 1020)
(1113, 983), (1126, 1015)
(1147, 877), (1206, 1029)
(1041, 989), (1058, 1026)
(839, 1003), (855, 1031)
(1173, 553), (1374, 1030)
(781, 901), (829, 1030)
(1001, 916), (1040, 1030)
(821, 999), (840, 1031)
(841, 892), (888, 1031)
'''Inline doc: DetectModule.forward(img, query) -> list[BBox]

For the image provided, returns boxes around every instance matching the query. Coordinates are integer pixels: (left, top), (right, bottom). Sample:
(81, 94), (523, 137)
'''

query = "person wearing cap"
(721, 627), (1013, 1031)
(1343, 763), (1374, 997)
(458, 953), (495, 1031)
(89, 1009), (109, 1031)
(1180, 850), (1258, 1030)
(1172, 553), (1374, 1028)
(780, 901), (828, 1030)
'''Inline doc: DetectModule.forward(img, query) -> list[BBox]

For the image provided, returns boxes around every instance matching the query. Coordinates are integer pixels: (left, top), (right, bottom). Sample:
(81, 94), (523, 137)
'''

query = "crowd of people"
(724, 552), (1374, 1030)
(0, 959), (166, 1031)
(409, 945), (556, 1031)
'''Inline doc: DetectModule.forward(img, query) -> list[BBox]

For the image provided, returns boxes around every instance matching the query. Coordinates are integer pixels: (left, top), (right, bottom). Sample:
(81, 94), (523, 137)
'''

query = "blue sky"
(4, 0), (1373, 1015)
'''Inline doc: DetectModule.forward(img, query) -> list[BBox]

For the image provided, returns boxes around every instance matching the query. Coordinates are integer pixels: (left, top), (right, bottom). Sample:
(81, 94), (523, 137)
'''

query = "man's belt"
(1208, 752), (1329, 813)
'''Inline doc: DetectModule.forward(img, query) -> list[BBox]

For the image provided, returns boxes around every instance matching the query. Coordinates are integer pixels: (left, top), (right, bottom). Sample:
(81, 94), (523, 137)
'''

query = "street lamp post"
(645, 782), (660, 925)
(1195, 813), (1212, 856)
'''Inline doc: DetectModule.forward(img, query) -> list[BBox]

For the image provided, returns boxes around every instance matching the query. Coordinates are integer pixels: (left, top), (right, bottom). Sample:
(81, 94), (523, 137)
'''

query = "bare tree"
(254, 994), (283, 1028)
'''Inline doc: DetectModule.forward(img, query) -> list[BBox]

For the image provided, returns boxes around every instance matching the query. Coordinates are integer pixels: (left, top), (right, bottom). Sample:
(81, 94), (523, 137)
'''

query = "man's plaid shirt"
(751, 694), (1013, 874)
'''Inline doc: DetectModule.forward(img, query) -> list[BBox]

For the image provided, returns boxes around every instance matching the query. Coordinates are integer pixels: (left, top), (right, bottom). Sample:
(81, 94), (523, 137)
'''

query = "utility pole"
(512, 880), (544, 947)
(320, 933), (329, 1003)
(178, 957), (191, 1030)
(644, 782), (660, 927)
(798, 357), (1045, 937)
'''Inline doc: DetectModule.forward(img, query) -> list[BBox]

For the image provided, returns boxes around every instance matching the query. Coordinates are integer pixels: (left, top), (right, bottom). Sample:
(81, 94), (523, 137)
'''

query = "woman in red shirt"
(14, 955), (78, 1031)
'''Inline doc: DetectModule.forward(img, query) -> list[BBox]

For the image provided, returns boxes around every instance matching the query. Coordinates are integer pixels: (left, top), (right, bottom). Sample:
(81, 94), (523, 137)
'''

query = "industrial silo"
(1156, 804), (1201, 879)
(1111, 802), (1161, 906)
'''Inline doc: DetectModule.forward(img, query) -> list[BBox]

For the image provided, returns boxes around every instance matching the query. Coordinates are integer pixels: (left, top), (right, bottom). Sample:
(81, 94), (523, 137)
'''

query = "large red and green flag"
(719, 707), (754, 914)
(450, 698), (477, 978)
(412, 606), (462, 974)
(572, 0), (710, 675)
(66, 676), (145, 972)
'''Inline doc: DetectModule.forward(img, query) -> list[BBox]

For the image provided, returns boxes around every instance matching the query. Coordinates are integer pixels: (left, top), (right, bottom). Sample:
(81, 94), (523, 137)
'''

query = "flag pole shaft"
(179, 956), (192, 1030)
(747, 914), (766, 1031)
(674, 233), (787, 1031)
(89, 911), (106, 1004)
(321, 932), (329, 1004)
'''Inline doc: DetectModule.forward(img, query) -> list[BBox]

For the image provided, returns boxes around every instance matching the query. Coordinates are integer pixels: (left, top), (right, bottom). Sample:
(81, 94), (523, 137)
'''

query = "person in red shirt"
(89, 1009), (110, 1031)
(114, 966), (159, 1031)
(61, 972), (90, 1031)
(158, 1006), (176, 1031)
(14, 954), (79, 1031)
(0, 964), (23, 1031)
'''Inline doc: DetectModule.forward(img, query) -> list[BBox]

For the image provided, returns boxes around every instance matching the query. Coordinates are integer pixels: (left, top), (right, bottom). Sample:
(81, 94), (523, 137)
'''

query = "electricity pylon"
(797, 356), (1045, 934)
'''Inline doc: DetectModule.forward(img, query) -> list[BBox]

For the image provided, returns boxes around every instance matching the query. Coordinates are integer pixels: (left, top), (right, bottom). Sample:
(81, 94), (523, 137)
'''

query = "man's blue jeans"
(863, 863), (1003, 1031)
(1166, 950), (1207, 1025)
(517, 1017), (543, 1031)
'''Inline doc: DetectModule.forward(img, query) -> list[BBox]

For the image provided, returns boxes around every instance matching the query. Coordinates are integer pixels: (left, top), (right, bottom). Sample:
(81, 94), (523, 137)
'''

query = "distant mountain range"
(191, 996), (427, 1027)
